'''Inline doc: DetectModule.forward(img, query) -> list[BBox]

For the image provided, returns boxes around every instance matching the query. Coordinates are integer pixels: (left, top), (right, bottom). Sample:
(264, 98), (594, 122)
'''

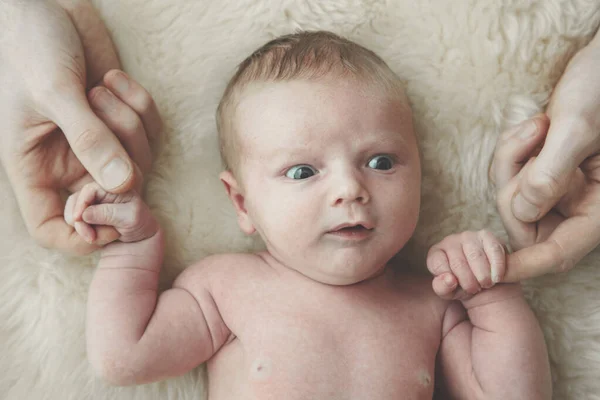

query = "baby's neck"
(256, 250), (397, 287)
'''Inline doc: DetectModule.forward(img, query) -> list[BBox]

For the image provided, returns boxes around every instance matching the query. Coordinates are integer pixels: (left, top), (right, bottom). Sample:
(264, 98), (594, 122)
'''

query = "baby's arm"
(428, 231), (552, 399)
(66, 184), (231, 385)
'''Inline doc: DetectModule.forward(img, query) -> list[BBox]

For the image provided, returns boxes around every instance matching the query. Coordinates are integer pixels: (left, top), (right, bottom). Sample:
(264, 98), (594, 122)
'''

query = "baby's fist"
(64, 182), (158, 245)
(426, 230), (506, 300)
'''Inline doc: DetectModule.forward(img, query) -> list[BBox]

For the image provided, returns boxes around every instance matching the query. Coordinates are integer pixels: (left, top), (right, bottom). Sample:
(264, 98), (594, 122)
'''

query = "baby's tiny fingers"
(480, 231), (507, 283)
(73, 183), (107, 222)
(432, 273), (458, 300)
(426, 248), (452, 276)
(82, 199), (156, 243)
(446, 247), (481, 295)
(64, 192), (79, 226)
(463, 239), (492, 289)
(74, 221), (96, 244)
(82, 203), (127, 227)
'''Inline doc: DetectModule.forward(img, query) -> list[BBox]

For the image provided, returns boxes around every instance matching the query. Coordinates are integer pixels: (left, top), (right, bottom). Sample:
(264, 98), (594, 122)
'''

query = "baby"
(66, 31), (552, 399)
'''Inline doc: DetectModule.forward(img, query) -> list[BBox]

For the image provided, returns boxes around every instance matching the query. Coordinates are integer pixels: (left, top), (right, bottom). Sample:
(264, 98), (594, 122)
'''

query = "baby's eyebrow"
(263, 146), (310, 162)
(357, 132), (409, 149)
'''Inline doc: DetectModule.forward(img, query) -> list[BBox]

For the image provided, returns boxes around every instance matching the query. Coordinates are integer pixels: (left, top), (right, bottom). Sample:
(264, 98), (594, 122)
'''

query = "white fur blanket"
(1, 1), (600, 399)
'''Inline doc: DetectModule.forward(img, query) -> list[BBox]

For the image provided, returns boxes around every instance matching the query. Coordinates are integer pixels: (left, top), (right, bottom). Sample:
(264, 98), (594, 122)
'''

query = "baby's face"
(229, 78), (421, 285)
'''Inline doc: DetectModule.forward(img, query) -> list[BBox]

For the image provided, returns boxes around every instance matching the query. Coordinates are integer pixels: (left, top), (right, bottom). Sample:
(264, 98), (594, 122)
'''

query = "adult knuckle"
(71, 128), (102, 154)
(527, 170), (561, 200)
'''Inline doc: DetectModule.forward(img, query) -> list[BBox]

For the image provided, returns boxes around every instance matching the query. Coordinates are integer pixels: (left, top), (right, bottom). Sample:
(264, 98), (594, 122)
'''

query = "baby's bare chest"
(208, 280), (442, 400)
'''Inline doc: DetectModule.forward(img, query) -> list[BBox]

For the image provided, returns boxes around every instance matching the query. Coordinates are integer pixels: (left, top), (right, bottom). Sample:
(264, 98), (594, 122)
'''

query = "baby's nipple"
(250, 357), (273, 381)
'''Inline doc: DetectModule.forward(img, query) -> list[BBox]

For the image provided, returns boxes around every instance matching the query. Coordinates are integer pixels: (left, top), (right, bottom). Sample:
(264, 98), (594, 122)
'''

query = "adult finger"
(103, 70), (163, 145)
(503, 213), (600, 282)
(88, 86), (153, 174)
(512, 116), (596, 222)
(49, 89), (139, 193)
(496, 172), (537, 250)
(493, 117), (548, 188)
(57, 0), (121, 87)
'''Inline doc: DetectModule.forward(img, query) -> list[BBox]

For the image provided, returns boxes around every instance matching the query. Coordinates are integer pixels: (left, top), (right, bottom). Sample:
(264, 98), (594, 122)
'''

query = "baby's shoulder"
(174, 251), (272, 291)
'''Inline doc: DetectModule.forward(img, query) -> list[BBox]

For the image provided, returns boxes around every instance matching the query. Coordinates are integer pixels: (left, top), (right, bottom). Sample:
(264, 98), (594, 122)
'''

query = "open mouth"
(336, 225), (369, 233)
(328, 224), (373, 239)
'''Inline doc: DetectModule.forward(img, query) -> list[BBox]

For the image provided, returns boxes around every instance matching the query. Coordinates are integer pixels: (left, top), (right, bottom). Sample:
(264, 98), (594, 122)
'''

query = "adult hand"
(492, 115), (600, 282)
(493, 25), (600, 279)
(0, 0), (160, 255)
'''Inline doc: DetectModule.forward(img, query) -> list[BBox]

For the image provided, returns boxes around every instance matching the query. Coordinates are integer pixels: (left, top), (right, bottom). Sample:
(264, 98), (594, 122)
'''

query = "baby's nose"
(330, 170), (370, 206)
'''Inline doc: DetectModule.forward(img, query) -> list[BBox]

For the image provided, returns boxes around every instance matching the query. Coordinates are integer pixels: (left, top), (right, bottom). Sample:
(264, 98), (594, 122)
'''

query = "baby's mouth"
(336, 225), (368, 232)
(327, 224), (374, 239)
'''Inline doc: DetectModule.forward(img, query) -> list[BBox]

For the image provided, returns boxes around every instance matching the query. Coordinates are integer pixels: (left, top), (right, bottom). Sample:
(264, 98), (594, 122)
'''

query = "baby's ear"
(219, 171), (256, 235)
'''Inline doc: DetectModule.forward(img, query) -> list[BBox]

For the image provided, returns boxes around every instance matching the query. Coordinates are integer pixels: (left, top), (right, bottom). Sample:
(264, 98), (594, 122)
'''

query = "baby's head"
(217, 31), (421, 285)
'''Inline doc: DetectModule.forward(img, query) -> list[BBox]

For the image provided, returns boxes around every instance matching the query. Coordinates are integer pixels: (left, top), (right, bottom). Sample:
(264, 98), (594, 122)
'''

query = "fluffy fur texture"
(1, 0), (599, 399)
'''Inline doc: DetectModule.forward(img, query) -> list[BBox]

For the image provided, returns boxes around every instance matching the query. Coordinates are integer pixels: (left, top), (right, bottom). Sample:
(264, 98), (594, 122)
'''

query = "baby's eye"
(367, 155), (394, 170)
(285, 165), (317, 180)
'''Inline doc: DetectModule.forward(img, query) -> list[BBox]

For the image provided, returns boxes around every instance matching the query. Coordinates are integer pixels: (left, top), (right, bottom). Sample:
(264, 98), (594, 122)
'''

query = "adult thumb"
(511, 119), (582, 223)
(50, 88), (137, 193)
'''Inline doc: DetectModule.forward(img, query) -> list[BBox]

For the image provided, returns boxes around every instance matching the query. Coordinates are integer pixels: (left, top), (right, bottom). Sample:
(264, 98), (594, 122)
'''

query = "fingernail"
(475, 272), (486, 285)
(113, 71), (129, 93)
(101, 158), (131, 190)
(518, 121), (537, 139)
(444, 275), (455, 286)
(512, 193), (540, 221)
(65, 208), (73, 225)
(491, 268), (500, 284)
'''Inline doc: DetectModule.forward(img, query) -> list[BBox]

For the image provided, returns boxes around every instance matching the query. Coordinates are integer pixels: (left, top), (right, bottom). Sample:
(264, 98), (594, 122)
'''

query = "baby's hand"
(64, 182), (158, 244)
(426, 230), (506, 300)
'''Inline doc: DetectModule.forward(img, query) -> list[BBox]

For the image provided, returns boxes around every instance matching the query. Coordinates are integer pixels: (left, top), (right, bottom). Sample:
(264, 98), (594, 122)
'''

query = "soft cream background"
(1, 0), (600, 399)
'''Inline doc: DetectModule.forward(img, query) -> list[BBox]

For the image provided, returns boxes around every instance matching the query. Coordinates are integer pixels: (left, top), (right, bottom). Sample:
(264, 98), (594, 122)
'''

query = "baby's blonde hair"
(216, 30), (408, 175)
